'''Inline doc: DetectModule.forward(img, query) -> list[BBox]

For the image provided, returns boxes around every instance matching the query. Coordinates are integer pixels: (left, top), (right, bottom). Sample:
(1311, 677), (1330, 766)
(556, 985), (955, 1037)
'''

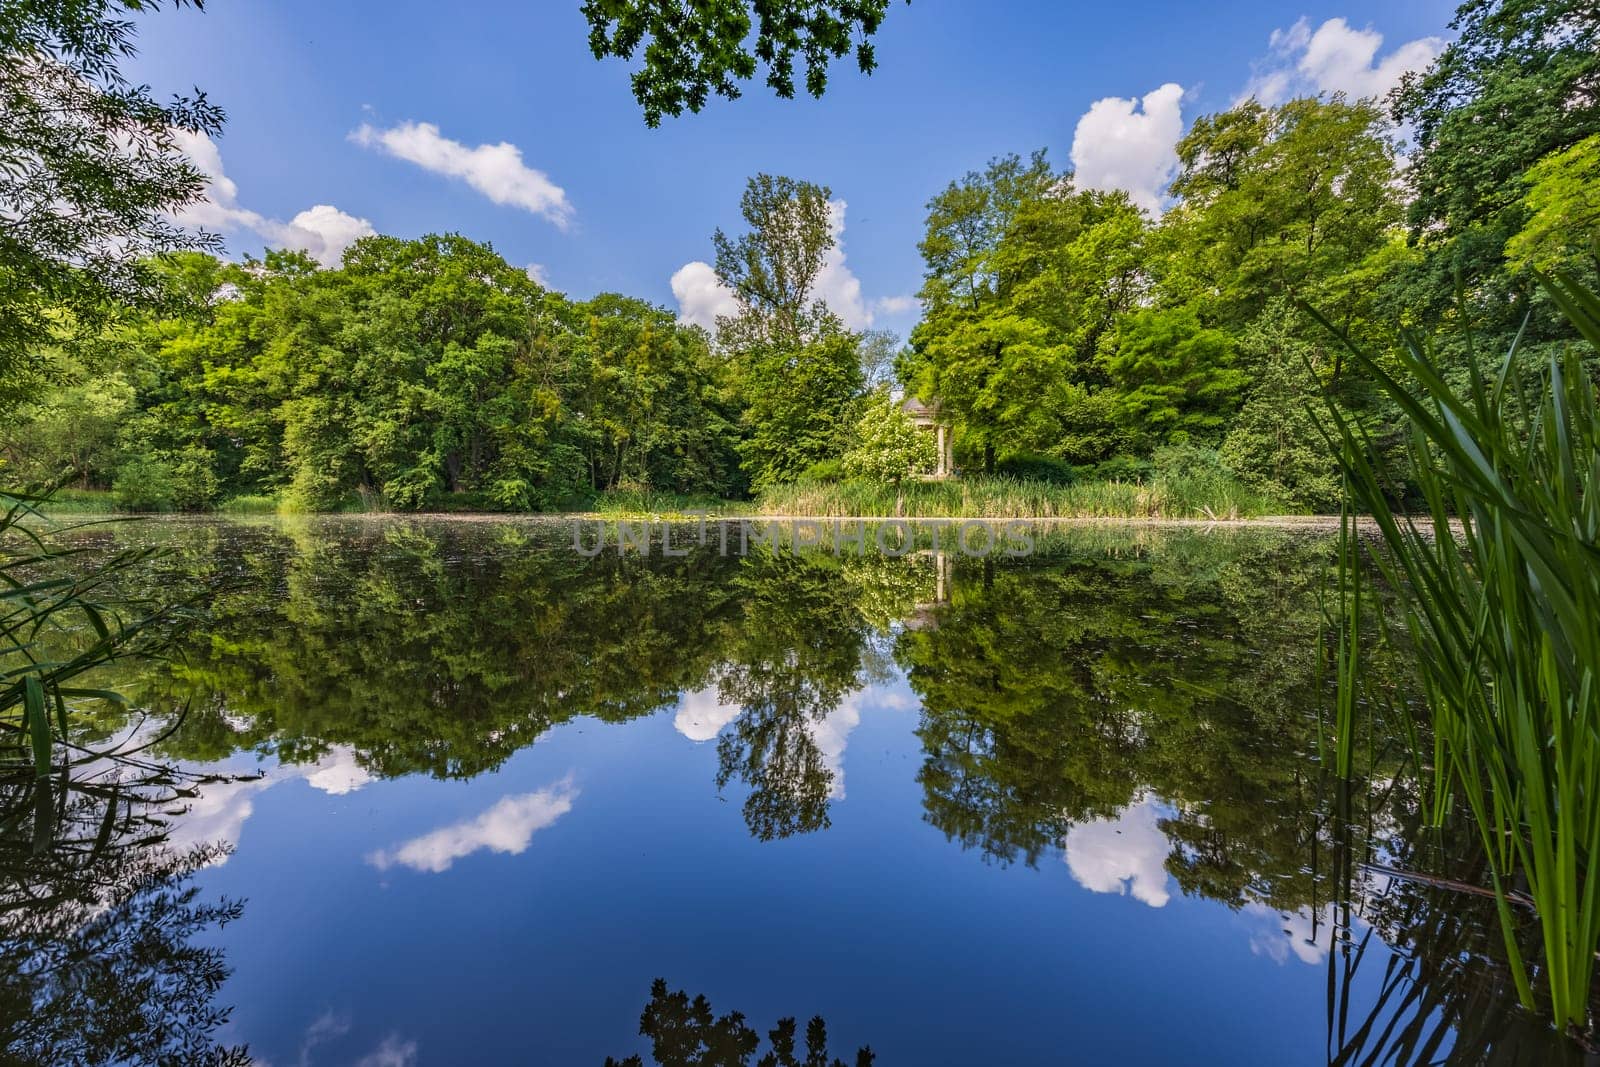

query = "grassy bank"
(29, 477), (1293, 521)
(754, 474), (1290, 519)
(28, 487), (284, 515)
(582, 488), (754, 519)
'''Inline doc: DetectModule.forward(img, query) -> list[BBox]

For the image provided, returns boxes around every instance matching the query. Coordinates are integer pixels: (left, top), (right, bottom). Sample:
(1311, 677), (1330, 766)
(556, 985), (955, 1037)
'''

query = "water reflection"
(0, 760), (250, 1065)
(605, 979), (874, 1067)
(49, 517), (1589, 1061)
(1063, 797), (1174, 908)
(366, 776), (579, 874)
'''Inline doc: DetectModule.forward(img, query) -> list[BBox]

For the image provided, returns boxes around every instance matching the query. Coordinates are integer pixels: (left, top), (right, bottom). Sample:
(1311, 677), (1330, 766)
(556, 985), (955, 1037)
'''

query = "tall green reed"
(1321, 274), (1600, 1036)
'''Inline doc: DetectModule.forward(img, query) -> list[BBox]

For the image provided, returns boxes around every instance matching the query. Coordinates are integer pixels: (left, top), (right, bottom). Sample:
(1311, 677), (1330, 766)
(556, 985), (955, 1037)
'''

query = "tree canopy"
(0, 0), (221, 407)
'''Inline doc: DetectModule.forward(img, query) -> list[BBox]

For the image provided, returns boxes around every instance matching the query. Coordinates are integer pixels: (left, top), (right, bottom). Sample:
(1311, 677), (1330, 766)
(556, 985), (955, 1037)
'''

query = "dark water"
(2, 517), (1577, 1065)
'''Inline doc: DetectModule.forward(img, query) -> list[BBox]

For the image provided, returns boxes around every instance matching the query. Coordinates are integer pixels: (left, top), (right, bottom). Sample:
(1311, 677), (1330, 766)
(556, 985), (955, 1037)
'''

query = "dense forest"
(3, 0), (1597, 513)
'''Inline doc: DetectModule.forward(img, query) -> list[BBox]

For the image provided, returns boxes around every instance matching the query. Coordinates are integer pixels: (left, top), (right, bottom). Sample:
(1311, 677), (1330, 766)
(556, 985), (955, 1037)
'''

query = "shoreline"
(48, 509), (1344, 528)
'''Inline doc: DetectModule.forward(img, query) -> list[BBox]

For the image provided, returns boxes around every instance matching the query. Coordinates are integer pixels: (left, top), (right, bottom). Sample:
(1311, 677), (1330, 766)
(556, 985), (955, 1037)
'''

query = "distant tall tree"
(909, 152), (1144, 467)
(713, 173), (838, 348)
(915, 150), (1056, 317)
(583, 0), (908, 126)
(908, 151), (1061, 471)
(711, 174), (865, 488)
(0, 0), (223, 410)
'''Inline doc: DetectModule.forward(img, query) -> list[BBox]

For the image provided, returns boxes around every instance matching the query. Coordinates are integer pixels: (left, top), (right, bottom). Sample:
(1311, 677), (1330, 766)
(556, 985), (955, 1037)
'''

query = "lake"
(6, 516), (1576, 1065)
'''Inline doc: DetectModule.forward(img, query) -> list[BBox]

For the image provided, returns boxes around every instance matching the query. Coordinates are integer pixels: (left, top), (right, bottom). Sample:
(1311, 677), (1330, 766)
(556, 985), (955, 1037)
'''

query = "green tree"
(840, 387), (936, 508)
(917, 310), (1072, 469)
(735, 331), (863, 490)
(1160, 96), (1402, 330)
(1218, 304), (1342, 510)
(1504, 133), (1600, 274)
(583, 0), (906, 126)
(909, 152), (1144, 468)
(710, 175), (865, 488)
(1393, 0), (1600, 324)
(714, 174), (839, 349)
(34, 236), (748, 511)
(0, 361), (132, 487)
(1103, 307), (1245, 447)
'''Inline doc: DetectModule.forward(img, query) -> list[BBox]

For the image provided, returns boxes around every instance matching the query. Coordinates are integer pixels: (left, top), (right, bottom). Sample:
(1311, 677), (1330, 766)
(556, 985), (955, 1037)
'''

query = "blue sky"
(129, 0), (1459, 339)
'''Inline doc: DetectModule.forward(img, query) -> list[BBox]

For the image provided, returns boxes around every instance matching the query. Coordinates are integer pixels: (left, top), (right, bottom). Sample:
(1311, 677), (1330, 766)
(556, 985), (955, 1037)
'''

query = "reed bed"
(1327, 273), (1600, 1037)
(586, 488), (755, 518)
(755, 473), (1286, 519)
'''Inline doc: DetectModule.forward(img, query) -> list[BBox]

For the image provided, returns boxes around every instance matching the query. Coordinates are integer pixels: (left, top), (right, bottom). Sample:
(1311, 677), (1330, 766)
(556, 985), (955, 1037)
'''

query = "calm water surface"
(8, 517), (1577, 1065)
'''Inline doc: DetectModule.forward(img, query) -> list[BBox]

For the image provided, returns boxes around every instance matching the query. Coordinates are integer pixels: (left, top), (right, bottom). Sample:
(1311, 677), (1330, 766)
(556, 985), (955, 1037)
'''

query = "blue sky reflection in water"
(49, 517), (1574, 1065)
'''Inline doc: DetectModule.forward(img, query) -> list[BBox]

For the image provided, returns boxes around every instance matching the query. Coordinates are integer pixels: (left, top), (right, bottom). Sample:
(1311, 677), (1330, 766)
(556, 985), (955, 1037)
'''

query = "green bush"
(113, 448), (221, 512)
(218, 494), (280, 514)
(797, 458), (846, 484)
(112, 455), (176, 511)
(995, 454), (1076, 485)
(1079, 454), (1153, 483)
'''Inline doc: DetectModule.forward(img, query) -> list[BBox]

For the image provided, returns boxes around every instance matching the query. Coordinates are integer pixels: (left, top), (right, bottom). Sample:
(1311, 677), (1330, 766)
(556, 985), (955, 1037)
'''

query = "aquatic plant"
(0, 490), (182, 776)
(1323, 274), (1600, 1036)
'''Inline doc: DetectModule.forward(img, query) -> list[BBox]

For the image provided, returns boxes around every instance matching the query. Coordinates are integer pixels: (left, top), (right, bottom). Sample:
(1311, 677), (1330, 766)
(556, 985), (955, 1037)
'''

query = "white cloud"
(266, 206), (377, 268)
(671, 199), (907, 331)
(525, 263), (551, 287)
(296, 1009), (351, 1067)
(670, 261), (740, 330)
(351, 120), (574, 229)
(810, 693), (862, 801)
(353, 1035), (419, 1067)
(366, 778), (578, 874)
(171, 129), (254, 232)
(674, 685), (743, 742)
(815, 198), (871, 329)
(303, 747), (375, 796)
(172, 130), (374, 267)
(872, 295), (918, 317)
(163, 746), (376, 866)
(1243, 902), (1338, 965)
(1063, 796), (1174, 908)
(1242, 17), (1444, 106)
(1070, 82), (1186, 215)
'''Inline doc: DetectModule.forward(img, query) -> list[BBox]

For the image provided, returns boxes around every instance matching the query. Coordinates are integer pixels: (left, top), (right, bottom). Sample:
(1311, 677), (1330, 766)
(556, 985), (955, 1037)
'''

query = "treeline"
(5, 238), (749, 510)
(4, 1), (1596, 513)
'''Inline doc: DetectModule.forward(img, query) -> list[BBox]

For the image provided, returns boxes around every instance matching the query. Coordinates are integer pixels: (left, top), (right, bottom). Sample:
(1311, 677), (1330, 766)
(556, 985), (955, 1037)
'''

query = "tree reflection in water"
(55, 518), (1595, 1060)
(605, 979), (873, 1067)
(0, 758), (252, 1066)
